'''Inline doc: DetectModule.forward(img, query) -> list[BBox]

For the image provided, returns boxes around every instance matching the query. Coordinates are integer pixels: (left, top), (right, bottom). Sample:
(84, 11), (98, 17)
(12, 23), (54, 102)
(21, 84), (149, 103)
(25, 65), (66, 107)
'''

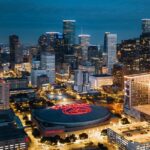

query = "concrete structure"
(108, 122), (150, 150)
(78, 34), (90, 60)
(41, 52), (55, 83)
(89, 74), (113, 89)
(32, 103), (111, 137)
(0, 79), (9, 110)
(124, 73), (150, 121)
(74, 70), (90, 93)
(105, 33), (117, 74)
(31, 69), (47, 87)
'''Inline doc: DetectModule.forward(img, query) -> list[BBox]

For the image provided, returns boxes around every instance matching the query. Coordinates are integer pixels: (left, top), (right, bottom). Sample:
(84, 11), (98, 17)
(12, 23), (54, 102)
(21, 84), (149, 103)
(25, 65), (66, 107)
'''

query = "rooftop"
(124, 73), (150, 78)
(133, 105), (150, 116)
(92, 74), (112, 78)
(0, 124), (27, 141)
(109, 122), (150, 144)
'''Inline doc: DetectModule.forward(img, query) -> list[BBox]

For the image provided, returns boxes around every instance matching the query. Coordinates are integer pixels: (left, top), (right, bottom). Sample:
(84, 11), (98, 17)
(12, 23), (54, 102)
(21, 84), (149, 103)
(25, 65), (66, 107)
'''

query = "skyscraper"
(103, 32), (110, 53)
(78, 34), (90, 61)
(63, 20), (76, 53)
(9, 35), (22, 69)
(41, 52), (55, 83)
(0, 79), (10, 110)
(105, 33), (117, 74)
(142, 19), (150, 34)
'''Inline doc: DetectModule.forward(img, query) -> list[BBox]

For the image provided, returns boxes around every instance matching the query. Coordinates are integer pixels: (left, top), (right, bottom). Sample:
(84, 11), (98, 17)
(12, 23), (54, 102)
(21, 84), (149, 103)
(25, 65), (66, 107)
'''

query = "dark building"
(88, 45), (99, 61)
(5, 77), (29, 90)
(63, 20), (76, 54)
(0, 109), (29, 150)
(37, 75), (49, 88)
(117, 36), (150, 74)
(9, 35), (22, 69)
(112, 63), (125, 89)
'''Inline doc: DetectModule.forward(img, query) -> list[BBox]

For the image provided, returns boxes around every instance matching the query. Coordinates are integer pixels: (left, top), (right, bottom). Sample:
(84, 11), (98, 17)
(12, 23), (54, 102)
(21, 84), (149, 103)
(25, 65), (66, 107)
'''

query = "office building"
(9, 35), (22, 69)
(0, 79), (9, 110)
(142, 19), (150, 34)
(88, 45), (99, 61)
(74, 70), (90, 93)
(41, 52), (55, 83)
(103, 32), (110, 53)
(63, 20), (76, 53)
(89, 74), (113, 90)
(108, 122), (150, 150)
(78, 34), (90, 60)
(105, 33), (117, 74)
(124, 73), (150, 121)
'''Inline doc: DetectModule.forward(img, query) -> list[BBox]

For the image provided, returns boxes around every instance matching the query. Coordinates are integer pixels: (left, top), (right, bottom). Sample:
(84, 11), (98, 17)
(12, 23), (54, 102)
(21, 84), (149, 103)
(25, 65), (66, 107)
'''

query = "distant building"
(41, 52), (55, 83)
(142, 19), (150, 34)
(112, 63), (125, 89)
(103, 32), (110, 53)
(63, 20), (76, 53)
(0, 79), (9, 110)
(9, 35), (23, 69)
(89, 74), (113, 89)
(105, 33), (117, 74)
(5, 77), (29, 90)
(31, 69), (47, 87)
(78, 34), (90, 61)
(37, 75), (49, 88)
(88, 45), (99, 61)
(74, 70), (90, 93)
(124, 73), (150, 121)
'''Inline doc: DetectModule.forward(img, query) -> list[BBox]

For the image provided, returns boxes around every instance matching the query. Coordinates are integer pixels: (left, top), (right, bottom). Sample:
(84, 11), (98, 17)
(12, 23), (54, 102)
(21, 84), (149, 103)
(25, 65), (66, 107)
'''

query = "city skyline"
(0, 0), (150, 44)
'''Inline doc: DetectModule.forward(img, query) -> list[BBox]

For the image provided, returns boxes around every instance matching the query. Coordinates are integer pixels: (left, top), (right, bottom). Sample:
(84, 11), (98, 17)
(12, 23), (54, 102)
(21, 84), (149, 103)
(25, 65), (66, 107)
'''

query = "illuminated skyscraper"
(142, 19), (150, 34)
(63, 20), (76, 53)
(0, 79), (9, 110)
(78, 34), (90, 61)
(105, 33), (117, 74)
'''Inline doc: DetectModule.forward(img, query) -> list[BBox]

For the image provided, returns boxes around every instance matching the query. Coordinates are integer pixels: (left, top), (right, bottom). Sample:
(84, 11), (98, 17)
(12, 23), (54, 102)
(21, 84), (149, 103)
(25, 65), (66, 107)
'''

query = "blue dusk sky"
(0, 0), (150, 45)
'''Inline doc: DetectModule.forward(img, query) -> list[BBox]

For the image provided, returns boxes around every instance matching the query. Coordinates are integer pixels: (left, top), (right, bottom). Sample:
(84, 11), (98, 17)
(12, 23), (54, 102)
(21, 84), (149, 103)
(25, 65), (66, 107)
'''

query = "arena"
(32, 103), (111, 137)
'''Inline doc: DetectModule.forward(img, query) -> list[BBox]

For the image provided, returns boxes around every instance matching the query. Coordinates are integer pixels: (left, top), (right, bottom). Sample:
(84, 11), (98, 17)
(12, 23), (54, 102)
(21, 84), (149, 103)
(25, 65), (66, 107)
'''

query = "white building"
(0, 79), (10, 110)
(89, 74), (113, 89)
(74, 70), (90, 93)
(106, 33), (117, 74)
(31, 69), (47, 87)
(41, 52), (55, 83)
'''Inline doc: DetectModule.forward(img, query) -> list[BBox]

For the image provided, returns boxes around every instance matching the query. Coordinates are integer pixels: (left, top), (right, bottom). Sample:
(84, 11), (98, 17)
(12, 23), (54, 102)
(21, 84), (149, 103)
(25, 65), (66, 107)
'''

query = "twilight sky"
(0, 0), (150, 45)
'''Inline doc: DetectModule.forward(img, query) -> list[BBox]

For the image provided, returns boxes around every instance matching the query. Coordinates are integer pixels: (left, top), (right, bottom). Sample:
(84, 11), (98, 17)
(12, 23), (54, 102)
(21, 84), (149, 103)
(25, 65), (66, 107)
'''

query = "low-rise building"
(89, 74), (113, 89)
(107, 122), (150, 150)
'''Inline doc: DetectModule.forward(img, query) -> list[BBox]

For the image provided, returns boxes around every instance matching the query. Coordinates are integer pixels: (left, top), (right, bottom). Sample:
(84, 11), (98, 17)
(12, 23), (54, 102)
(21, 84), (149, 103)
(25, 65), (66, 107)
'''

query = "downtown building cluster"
(0, 19), (150, 150)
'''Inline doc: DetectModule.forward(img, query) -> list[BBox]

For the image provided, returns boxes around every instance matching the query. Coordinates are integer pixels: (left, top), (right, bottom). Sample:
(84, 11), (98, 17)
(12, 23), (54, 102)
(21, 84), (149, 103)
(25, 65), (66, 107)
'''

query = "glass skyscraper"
(63, 20), (76, 47)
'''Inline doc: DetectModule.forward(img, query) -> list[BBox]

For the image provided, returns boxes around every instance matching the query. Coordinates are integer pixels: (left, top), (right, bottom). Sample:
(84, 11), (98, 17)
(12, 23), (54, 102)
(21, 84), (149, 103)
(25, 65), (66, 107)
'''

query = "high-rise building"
(78, 34), (90, 61)
(9, 35), (22, 69)
(103, 32), (110, 53)
(0, 79), (9, 110)
(106, 33), (117, 74)
(142, 19), (150, 34)
(41, 52), (55, 83)
(124, 73), (150, 120)
(63, 20), (76, 52)
(74, 70), (90, 93)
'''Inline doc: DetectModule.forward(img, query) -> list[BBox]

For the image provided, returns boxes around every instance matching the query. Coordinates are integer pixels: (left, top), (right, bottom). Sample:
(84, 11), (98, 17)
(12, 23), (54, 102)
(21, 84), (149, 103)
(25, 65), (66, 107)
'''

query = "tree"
(101, 129), (107, 136)
(121, 118), (130, 125)
(79, 133), (88, 140)
(32, 128), (40, 138)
